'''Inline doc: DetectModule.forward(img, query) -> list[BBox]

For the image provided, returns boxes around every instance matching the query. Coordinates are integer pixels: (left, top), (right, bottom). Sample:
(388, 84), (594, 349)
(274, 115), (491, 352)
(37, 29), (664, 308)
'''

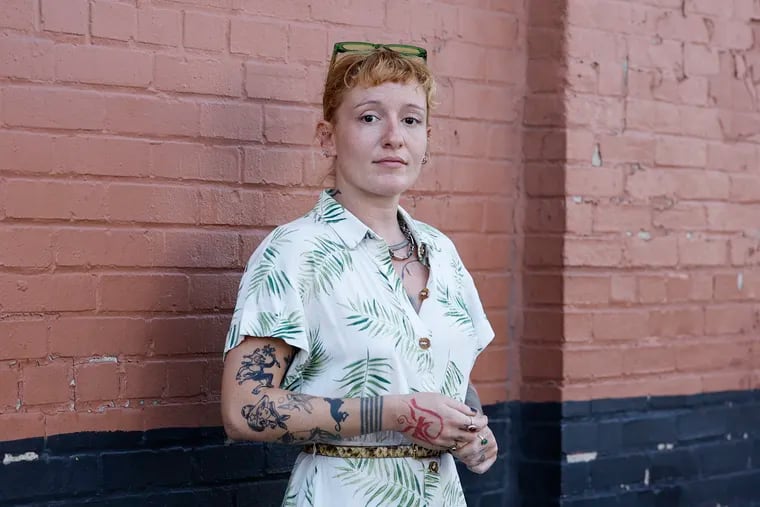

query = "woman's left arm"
(454, 380), (498, 474)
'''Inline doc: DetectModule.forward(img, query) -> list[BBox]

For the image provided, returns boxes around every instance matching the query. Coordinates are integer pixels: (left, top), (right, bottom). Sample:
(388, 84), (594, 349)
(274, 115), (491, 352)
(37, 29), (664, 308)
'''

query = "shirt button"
(418, 337), (431, 350)
(428, 461), (439, 474)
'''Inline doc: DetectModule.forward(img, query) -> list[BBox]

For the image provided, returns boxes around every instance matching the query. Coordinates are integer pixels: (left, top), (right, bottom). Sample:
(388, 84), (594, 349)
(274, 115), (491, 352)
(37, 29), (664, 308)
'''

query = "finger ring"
(466, 416), (477, 433)
(478, 433), (488, 446)
(449, 444), (458, 452)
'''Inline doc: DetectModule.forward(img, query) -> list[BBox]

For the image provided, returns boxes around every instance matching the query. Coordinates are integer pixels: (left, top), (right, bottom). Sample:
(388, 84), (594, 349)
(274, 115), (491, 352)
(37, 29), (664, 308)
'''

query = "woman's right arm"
(221, 336), (487, 448)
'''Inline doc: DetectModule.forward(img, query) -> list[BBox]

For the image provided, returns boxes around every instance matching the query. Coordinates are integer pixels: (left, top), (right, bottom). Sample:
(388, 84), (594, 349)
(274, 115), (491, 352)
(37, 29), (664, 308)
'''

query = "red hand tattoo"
(397, 398), (443, 445)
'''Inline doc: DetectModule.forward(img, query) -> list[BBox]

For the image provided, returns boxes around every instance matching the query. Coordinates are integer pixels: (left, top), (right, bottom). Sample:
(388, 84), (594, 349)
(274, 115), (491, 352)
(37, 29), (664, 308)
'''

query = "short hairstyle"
(322, 47), (436, 124)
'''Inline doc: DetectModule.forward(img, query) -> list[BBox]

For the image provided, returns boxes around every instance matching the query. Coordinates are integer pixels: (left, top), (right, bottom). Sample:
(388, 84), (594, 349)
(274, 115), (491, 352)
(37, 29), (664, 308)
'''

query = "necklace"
(388, 218), (416, 261)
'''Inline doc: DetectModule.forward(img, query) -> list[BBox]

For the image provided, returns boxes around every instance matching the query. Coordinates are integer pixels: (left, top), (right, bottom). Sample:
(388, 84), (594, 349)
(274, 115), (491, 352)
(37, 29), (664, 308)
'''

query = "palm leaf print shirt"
(225, 189), (495, 507)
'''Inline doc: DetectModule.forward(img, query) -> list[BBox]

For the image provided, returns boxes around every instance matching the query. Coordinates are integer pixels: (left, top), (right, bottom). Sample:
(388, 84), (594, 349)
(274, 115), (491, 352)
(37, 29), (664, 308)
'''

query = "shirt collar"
(310, 189), (435, 254)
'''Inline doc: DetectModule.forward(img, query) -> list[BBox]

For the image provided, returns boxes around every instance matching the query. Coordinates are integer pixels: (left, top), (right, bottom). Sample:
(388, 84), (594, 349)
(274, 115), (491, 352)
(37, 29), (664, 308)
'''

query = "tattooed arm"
(221, 336), (488, 448)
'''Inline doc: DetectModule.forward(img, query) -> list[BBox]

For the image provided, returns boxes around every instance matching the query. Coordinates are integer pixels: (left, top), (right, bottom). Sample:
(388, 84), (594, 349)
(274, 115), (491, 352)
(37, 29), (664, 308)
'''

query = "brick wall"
(0, 0), (523, 441)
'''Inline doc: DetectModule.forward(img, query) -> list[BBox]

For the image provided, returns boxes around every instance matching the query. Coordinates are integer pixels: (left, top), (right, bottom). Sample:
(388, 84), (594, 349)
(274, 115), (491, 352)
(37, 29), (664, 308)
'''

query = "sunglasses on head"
(330, 41), (428, 67)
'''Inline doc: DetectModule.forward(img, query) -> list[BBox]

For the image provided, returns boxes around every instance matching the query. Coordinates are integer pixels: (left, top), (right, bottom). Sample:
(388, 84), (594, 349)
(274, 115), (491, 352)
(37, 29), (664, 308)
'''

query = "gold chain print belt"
(303, 443), (443, 459)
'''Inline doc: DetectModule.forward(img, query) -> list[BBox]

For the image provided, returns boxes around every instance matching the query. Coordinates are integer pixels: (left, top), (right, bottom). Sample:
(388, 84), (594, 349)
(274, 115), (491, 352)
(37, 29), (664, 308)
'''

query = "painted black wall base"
(1, 390), (758, 507)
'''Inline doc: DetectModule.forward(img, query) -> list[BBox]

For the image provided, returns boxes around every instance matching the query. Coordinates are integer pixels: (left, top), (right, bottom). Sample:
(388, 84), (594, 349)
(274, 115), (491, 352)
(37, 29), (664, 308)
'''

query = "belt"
(303, 443), (443, 459)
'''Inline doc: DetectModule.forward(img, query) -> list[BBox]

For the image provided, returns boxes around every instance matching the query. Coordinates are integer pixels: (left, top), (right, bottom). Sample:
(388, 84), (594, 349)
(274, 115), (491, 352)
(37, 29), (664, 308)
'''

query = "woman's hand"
(451, 423), (498, 474)
(389, 392), (488, 450)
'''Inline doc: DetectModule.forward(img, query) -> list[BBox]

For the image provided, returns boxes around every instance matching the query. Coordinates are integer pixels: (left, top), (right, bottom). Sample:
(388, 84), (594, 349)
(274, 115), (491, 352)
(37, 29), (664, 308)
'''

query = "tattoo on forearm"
(324, 397), (349, 431)
(465, 382), (482, 413)
(360, 397), (383, 434)
(278, 393), (315, 413)
(236, 344), (281, 394)
(279, 427), (341, 445)
(242, 394), (290, 431)
(397, 398), (443, 445)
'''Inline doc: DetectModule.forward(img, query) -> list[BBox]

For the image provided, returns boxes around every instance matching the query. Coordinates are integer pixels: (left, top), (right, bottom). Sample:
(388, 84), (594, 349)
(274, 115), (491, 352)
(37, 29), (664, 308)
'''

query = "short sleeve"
(462, 268), (495, 353)
(223, 227), (308, 357)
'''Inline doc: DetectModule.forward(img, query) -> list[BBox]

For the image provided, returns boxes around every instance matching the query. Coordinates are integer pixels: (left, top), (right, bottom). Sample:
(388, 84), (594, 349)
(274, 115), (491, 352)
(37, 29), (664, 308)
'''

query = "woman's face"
(323, 81), (429, 201)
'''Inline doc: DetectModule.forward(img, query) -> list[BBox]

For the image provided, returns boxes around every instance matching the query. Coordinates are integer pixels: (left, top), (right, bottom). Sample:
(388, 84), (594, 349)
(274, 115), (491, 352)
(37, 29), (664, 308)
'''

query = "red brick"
(311, 0), (385, 27)
(731, 237), (760, 266)
(436, 42), (489, 80)
(41, 0), (88, 35)
(428, 118), (493, 158)
(593, 311), (649, 341)
(564, 239), (623, 267)
(523, 130), (565, 161)
(523, 309), (563, 342)
(707, 204), (760, 231)
(623, 346), (676, 375)
(655, 9), (711, 42)
(54, 228), (160, 267)
(653, 205), (707, 230)
(459, 10), (518, 48)
(730, 174), (760, 202)
(92, 0), (137, 41)
(230, 18), (287, 58)
(474, 275), (511, 309)
(524, 273), (563, 305)
(564, 348), (624, 380)
(184, 11), (228, 51)
(0, 273), (97, 312)
(611, 275), (637, 303)
(105, 94), (200, 137)
(287, 24), (328, 62)
(655, 137), (707, 167)
(525, 199), (565, 233)
(106, 184), (198, 224)
(598, 134), (656, 164)
(0, 412), (45, 441)
(678, 235), (729, 266)
(626, 236), (678, 267)
(137, 7), (181, 46)
(471, 347), (509, 382)
(627, 100), (681, 134)
(201, 101), (263, 141)
(713, 21), (754, 49)
(143, 401), (222, 430)
(408, 195), (484, 232)
(734, 0), (760, 18)
(189, 273), (239, 311)
(207, 358), (224, 396)
(50, 317), (149, 357)
(454, 81), (518, 122)
(564, 275), (611, 305)
(714, 271), (760, 301)
(54, 45), (152, 88)
(165, 360), (207, 397)
(162, 230), (241, 269)
(0, 367), (20, 408)
(523, 236), (563, 267)
(684, 43), (720, 75)
(0, 131), (56, 175)
(0, 227), (53, 267)
(155, 55), (242, 97)
(566, 96), (625, 131)
(679, 106), (723, 139)
(527, 28), (563, 59)
(45, 408), (142, 436)
(243, 147), (303, 186)
(666, 273), (713, 302)
(593, 206), (651, 232)
(150, 142), (239, 182)
(123, 361), (167, 399)
(1, 0), (35, 30)
(149, 315), (227, 356)
(565, 312), (593, 342)
(638, 276), (667, 304)
(75, 362), (120, 401)
(566, 200), (594, 234)
(0, 320), (48, 360)
(245, 62), (315, 102)
(386, 0), (458, 38)
(22, 360), (71, 405)
(566, 167), (624, 197)
(702, 370), (755, 394)
(3, 86), (106, 130)
(199, 188), (264, 226)
(705, 305), (756, 335)
(0, 35), (55, 81)
(488, 123), (520, 159)
(521, 345), (562, 380)
(98, 274), (190, 312)
(4, 179), (106, 221)
(53, 136), (151, 178)
(676, 341), (751, 371)
(649, 308), (705, 337)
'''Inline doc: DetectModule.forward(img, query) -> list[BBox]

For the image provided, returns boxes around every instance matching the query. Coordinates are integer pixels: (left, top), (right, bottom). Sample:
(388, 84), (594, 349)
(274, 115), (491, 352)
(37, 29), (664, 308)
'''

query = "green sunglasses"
(330, 41), (428, 67)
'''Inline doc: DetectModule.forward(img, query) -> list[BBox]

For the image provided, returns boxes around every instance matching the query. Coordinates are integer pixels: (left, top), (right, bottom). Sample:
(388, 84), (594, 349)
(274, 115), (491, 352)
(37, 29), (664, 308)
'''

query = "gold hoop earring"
(422, 155), (428, 165)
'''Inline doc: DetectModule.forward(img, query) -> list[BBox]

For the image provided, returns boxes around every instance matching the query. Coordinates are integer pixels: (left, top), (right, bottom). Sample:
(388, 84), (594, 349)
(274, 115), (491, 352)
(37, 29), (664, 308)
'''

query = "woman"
(221, 42), (498, 506)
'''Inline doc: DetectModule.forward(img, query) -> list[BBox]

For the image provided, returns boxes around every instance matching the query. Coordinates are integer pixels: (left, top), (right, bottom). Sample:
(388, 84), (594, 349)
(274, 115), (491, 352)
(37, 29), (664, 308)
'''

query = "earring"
(322, 150), (330, 158)
(422, 154), (428, 165)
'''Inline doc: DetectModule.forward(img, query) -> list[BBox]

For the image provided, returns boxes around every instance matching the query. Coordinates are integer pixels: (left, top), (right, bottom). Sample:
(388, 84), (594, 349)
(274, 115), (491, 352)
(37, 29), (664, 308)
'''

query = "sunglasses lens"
(385, 45), (421, 55)
(340, 42), (376, 51)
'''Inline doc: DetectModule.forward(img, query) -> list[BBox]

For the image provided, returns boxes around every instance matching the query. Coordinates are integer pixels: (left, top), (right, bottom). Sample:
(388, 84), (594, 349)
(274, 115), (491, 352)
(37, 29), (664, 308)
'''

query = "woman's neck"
(332, 188), (406, 244)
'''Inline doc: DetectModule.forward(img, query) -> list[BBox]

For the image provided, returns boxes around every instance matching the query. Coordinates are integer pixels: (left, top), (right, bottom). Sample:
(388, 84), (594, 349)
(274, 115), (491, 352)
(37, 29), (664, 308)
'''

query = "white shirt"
(225, 189), (494, 506)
